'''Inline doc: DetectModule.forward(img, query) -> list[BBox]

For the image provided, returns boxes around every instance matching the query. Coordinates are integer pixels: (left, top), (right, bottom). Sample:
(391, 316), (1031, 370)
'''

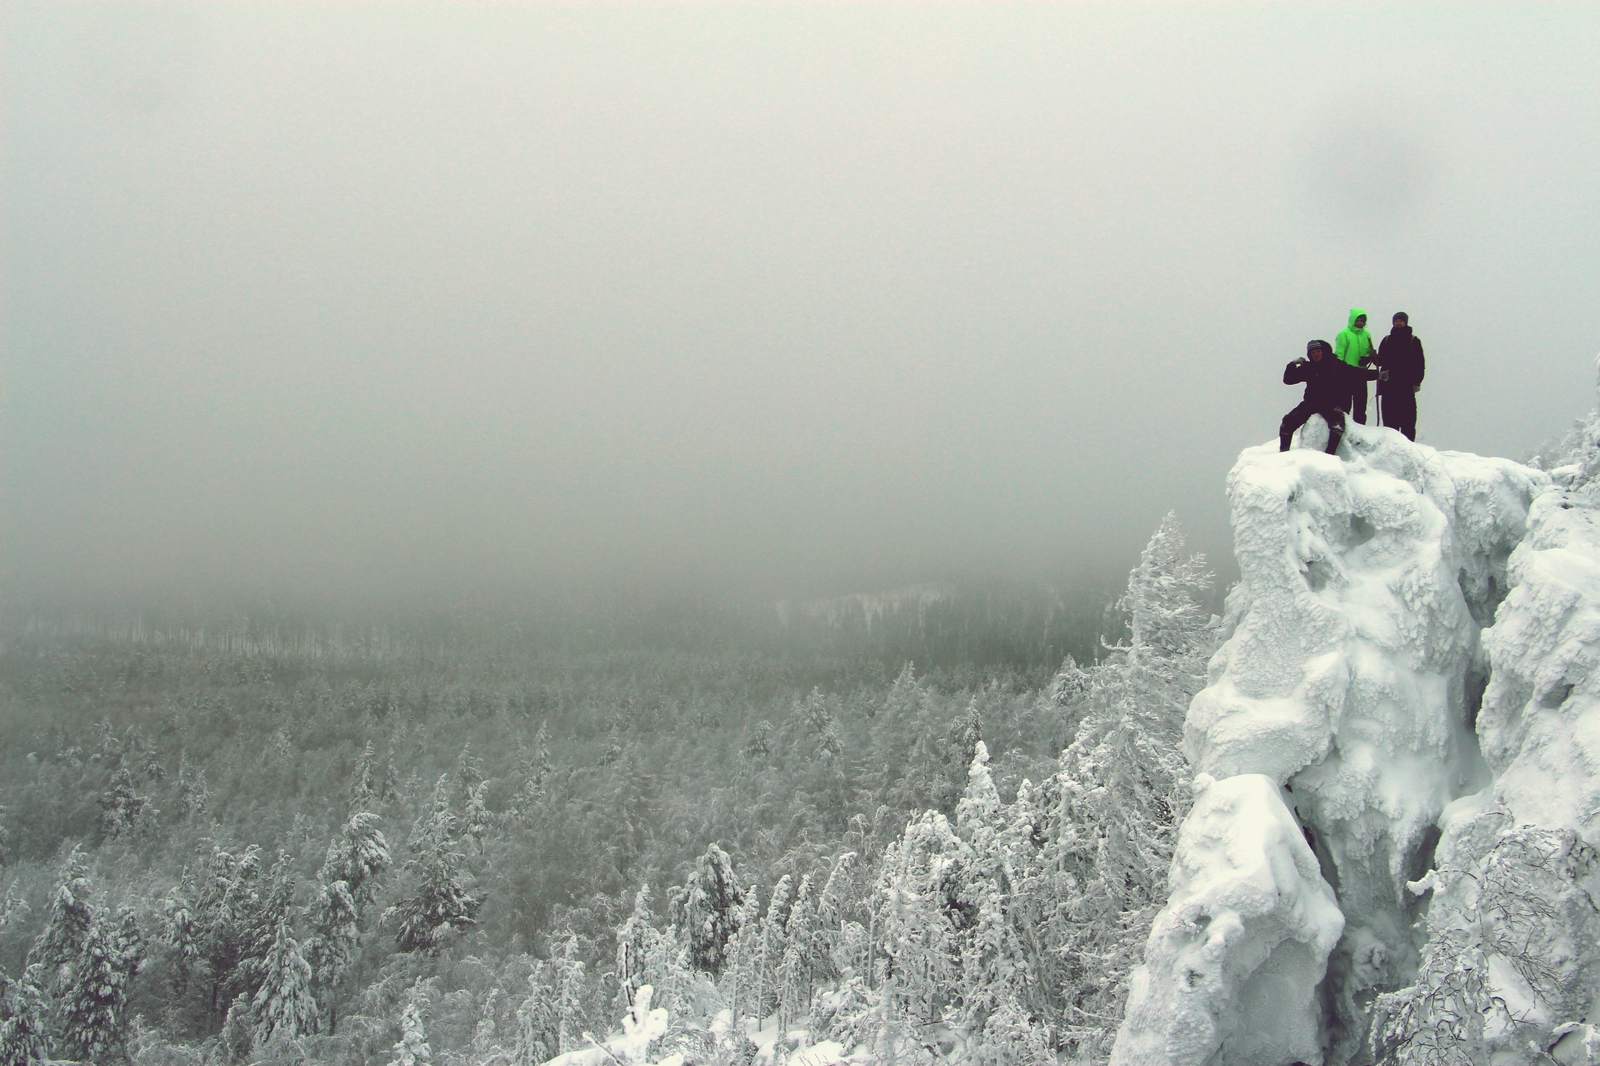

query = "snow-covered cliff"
(1113, 405), (1600, 1066)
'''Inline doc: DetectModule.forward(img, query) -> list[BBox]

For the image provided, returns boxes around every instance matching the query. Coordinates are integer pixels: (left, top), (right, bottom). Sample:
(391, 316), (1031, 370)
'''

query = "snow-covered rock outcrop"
(1114, 773), (1343, 1066)
(1112, 416), (1565, 1066)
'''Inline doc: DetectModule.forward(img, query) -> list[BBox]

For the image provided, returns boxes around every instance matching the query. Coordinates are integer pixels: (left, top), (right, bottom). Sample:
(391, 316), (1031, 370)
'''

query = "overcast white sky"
(4, 3), (1598, 604)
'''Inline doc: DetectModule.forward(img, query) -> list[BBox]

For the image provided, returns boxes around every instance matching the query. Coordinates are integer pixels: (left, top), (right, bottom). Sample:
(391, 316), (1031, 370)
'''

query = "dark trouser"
(1280, 402), (1345, 454)
(1347, 382), (1368, 424)
(1381, 390), (1417, 441)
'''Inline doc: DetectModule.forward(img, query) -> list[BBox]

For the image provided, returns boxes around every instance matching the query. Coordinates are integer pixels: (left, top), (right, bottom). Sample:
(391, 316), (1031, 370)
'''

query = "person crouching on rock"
(1280, 339), (1380, 455)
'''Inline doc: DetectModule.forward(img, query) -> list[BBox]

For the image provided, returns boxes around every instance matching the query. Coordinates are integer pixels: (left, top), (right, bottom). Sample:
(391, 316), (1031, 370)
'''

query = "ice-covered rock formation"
(1111, 416), (1562, 1066)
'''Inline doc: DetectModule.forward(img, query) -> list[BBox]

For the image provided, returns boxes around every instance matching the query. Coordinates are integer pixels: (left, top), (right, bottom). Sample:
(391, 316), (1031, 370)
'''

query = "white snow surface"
(1113, 421), (1550, 1065)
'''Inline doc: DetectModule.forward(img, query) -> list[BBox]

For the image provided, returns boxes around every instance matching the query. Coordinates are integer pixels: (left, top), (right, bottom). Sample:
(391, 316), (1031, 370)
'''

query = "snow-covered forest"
(0, 544), (1208, 1066)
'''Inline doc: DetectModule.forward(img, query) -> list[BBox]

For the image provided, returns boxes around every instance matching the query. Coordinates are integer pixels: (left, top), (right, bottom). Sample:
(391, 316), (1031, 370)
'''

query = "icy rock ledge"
(1113, 773), (1343, 1066)
(1111, 421), (1548, 1066)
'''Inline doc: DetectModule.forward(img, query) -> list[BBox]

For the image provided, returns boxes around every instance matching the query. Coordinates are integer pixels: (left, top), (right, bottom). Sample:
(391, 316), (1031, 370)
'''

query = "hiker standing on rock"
(1280, 340), (1380, 455)
(1334, 308), (1378, 423)
(1375, 311), (1425, 441)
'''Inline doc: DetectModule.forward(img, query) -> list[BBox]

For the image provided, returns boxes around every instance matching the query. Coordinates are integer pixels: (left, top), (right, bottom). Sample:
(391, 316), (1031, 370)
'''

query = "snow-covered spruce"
(1113, 420), (1551, 1065)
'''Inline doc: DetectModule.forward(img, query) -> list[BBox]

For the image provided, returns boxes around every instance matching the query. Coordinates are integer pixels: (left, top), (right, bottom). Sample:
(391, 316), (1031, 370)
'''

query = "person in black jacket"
(1280, 339), (1382, 455)
(1375, 312), (1425, 440)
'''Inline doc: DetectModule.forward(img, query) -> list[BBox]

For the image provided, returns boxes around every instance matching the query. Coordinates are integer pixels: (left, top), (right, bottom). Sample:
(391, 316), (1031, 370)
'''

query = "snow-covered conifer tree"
(873, 813), (964, 1029)
(389, 986), (432, 1066)
(551, 934), (589, 1055)
(951, 743), (1050, 1062)
(28, 848), (93, 994)
(98, 760), (155, 838)
(58, 919), (129, 1064)
(1025, 511), (1215, 1057)
(219, 995), (254, 1064)
(252, 919), (317, 1047)
(304, 877), (359, 1033)
(615, 884), (692, 1019)
(512, 974), (557, 1066)
(176, 754), (211, 822)
(388, 781), (477, 953)
(667, 843), (743, 975)
(158, 882), (198, 1001)
(0, 965), (49, 1066)
(752, 874), (793, 1024)
(456, 743), (484, 787)
(325, 810), (392, 913)
(352, 740), (378, 806)
(462, 779), (494, 856)
(471, 986), (501, 1059)
(614, 884), (657, 1012)
(111, 908), (143, 988)
(776, 874), (819, 1028)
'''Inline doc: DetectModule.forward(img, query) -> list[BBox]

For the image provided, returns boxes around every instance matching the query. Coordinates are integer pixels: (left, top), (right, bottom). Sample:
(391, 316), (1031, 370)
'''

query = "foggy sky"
(5, 3), (1599, 605)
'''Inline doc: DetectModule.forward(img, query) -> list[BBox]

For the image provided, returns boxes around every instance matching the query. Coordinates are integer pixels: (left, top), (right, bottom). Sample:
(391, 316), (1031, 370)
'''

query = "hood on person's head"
(1348, 308), (1368, 329)
(1308, 340), (1332, 359)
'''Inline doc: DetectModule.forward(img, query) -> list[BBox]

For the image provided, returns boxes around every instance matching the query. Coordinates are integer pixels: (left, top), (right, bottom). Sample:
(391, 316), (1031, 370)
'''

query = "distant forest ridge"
(5, 577), (1135, 674)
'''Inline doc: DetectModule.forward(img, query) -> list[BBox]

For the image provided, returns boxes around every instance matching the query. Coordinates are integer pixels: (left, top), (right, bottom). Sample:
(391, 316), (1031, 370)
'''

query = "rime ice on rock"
(1113, 774), (1343, 1066)
(1112, 421), (1548, 1066)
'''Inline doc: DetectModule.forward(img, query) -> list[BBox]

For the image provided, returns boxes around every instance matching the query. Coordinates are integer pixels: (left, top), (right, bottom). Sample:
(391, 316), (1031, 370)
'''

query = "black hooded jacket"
(1284, 353), (1377, 407)
(1376, 326), (1425, 395)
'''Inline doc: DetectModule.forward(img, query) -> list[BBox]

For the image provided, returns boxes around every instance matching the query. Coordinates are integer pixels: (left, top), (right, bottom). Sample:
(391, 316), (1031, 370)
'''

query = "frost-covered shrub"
(1373, 823), (1600, 1065)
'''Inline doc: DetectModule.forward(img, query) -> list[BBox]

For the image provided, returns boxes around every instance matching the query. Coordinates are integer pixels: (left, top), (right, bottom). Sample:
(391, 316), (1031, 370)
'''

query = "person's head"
(1307, 340), (1331, 361)
(1354, 314), (1367, 330)
(1393, 312), (1409, 328)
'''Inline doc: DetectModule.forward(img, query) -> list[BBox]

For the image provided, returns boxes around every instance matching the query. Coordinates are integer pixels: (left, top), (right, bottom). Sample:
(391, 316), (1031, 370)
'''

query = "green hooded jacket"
(1334, 308), (1375, 367)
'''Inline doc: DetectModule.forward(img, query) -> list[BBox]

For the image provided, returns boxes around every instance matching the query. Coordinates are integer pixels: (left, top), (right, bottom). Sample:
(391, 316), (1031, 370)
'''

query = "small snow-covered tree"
(667, 843), (743, 976)
(0, 965), (49, 1066)
(874, 812), (965, 1029)
(177, 755), (211, 822)
(614, 884), (692, 1018)
(325, 811), (392, 914)
(551, 934), (589, 1056)
(304, 877), (359, 1033)
(58, 920), (129, 1064)
(111, 908), (143, 988)
(462, 780), (494, 856)
(219, 995), (254, 1064)
(776, 875), (821, 1029)
(252, 919), (317, 1047)
(158, 882), (199, 1001)
(512, 974), (557, 1066)
(98, 760), (155, 838)
(29, 848), (94, 994)
(388, 780), (477, 954)
(352, 741), (378, 807)
(389, 985), (432, 1066)
(718, 886), (763, 1023)
(471, 987), (501, 1060)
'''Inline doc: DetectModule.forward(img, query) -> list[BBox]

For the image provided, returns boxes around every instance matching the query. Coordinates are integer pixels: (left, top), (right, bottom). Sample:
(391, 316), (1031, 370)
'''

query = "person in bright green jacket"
(1334, 308), (1377, 423)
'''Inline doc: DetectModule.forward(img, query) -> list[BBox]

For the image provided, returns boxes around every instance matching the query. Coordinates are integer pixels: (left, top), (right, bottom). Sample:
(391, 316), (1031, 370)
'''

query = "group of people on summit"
(1279, 308), (1426, 455)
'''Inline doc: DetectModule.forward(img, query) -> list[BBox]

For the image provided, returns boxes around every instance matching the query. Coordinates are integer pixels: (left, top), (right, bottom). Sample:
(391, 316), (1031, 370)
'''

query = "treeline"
(0, 541), (1208, 1065)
